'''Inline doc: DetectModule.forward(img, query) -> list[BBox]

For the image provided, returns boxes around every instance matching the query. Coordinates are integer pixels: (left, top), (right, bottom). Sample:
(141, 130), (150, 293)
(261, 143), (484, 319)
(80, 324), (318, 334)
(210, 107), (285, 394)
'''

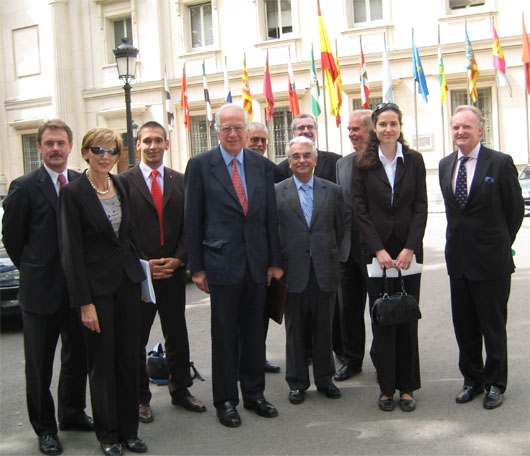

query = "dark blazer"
(351, 145), (428, 263)
(184, 146), (281, 286)
(277, 149), (341, 183)
(336, 152), (362, 264)
(58, 172), (145, 307)
(2, 166), (80, 314)
(439, 145), (524, 280)
(120, 165), (187, 262)
(275, 176), (344, 293)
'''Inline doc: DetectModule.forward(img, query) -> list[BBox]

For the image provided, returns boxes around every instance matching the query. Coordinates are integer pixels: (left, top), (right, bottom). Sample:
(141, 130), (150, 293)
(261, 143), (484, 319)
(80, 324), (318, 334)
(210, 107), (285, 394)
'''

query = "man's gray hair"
(453, 105), (485, 127)
(350, 109), (373, 129)
(290, 114), (317, 135)
(248, 122), (268, 133)
(214, 104), (250, 131)
(287, 136), (317, 158)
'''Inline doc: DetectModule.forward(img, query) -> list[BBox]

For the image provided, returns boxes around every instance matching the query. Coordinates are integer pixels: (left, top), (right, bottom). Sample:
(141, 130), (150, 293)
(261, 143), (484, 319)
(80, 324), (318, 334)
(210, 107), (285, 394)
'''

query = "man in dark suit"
(334, 110), (371, 381)
(121, 121), (206, 424)
(439, 105), (524, 410)
(245, 121), (281, 374)
(2, 120), (93, 455)
(275, 136), (344, 405)
(184, 104), (283, 428)
(277, 114), (341, 183)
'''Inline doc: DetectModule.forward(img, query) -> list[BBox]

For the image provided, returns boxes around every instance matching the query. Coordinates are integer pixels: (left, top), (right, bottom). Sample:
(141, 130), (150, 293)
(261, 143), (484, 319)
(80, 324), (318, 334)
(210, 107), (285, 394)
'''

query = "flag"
(263, 51), (274, 121)
(288, 50), (300, 117)
(202, 61), (212, 123)
(180, 65), (190, 131)
(318, 1), (340, 121)
(223, 57), (232, 103)
(382, 33), (394, 103)
(523, 17), (530, 95)
(359, 37), (370, 109)
(164, 68), (174, 131)
(310, 44), (321, 117)
(412, 30), (429, 103)
(492, 22), (511, 96)
(465, 24), (479, 103)
(334, 51), (343, 127)
(242, 54), (254, 121)
(438, 29), (448, 106)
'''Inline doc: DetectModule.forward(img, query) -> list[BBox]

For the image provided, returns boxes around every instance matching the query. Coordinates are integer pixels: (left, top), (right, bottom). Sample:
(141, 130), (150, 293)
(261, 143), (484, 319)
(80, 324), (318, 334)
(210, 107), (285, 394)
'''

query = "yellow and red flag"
(465, 24), (479, 103)
(334, 51), (343, 127)
(242, 54), (254, 121)
(438, 29), (448, 106)
(263, 51), (274, 121)
(180, 64), (190, 131)
(492, 22), (511, 95)
(287, 50), (300, 117)
(523, 17), (530, 95)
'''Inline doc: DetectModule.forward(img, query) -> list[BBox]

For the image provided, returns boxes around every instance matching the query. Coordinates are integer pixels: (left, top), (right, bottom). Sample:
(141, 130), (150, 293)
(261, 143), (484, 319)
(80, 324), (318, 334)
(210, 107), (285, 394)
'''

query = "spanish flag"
(180, 64), (190, 131)
(242, 54), (254, 121)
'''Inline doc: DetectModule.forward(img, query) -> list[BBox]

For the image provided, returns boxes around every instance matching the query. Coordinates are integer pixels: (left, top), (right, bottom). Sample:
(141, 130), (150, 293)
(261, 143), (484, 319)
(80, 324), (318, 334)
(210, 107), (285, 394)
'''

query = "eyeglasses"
(89, 146), (119, 156)
(219, 125), (246, 134)
(374, 103), (400, 114)
(249, 137), (267, 144)
(295, 124), (315, 131)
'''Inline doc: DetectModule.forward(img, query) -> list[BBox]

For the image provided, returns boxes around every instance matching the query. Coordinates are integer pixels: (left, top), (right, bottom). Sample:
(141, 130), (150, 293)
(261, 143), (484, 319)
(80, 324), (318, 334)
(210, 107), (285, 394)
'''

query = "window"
(190, 115), (217, 157)
(448, 0), (485, 10)
(352, 0), (383, 24)
(113, 17), (133, 48)
(22, 134), (41, 174)
(450, 87), (493, 149)
(352, 96), (383, 111)
(265, 0), (292, 40)
(189, 2), (213, 48)
(269, 107), (293, 162)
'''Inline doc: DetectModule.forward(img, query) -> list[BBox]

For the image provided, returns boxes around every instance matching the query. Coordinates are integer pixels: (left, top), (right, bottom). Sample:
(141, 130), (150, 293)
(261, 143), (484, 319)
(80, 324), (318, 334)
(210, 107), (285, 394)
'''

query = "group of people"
(1, 102), (524, 455)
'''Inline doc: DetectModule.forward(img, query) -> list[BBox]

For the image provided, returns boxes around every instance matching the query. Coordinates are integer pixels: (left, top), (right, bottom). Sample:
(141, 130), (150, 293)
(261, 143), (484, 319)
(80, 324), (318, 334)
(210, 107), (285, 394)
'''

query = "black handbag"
(146, 342), (206, 385)
(371, 268), (422, 327)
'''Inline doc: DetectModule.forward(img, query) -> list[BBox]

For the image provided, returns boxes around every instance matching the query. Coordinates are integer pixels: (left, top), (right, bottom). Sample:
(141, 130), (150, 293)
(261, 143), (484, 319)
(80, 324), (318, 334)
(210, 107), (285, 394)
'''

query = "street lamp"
(113, 38), (139, 168)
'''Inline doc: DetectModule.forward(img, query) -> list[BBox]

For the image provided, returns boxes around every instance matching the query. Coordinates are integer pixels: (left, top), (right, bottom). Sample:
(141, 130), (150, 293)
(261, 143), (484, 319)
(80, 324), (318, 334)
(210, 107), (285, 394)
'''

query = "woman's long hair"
(356, 103), (408, 169)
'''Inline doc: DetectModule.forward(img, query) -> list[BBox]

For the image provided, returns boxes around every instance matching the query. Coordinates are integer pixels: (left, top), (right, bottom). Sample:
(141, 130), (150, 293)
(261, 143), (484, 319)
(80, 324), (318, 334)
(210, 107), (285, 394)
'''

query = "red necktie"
(150, 170), (164, 245)
(232, 158), (248, 215)
(58, 173), (67, 190)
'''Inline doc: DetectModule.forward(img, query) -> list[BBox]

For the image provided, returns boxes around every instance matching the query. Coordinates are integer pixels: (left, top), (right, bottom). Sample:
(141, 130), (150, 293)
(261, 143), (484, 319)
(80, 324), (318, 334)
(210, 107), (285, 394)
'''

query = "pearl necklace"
(86, 170), (111, 195)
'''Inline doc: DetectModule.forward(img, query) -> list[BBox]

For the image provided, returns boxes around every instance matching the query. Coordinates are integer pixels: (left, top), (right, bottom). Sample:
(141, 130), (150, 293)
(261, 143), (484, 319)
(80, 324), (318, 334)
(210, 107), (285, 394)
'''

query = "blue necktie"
(300, 184), (313, 227)
(455, 156), (469, 209)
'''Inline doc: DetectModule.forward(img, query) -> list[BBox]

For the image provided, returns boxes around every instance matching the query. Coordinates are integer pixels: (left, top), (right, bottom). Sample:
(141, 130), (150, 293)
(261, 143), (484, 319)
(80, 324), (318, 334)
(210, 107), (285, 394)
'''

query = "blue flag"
(412, 32), (429, 103)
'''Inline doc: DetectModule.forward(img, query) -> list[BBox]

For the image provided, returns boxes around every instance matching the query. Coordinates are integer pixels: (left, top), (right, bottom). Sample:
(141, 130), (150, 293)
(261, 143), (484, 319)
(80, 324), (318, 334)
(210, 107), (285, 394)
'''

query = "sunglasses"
(89, 146), (119, 156)
(374, 103), (400, 113)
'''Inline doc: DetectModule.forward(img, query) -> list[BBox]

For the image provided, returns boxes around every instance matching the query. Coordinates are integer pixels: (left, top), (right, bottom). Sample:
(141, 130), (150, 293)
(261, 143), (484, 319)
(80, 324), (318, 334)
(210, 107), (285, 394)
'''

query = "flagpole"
(412, 29), (419, 149)
(438, 26), (446, 157)
(525, 12), (530, 162)
(335, 39), (343, 156)
(321, 67), (329, 151)
(203, 60), (211, 150)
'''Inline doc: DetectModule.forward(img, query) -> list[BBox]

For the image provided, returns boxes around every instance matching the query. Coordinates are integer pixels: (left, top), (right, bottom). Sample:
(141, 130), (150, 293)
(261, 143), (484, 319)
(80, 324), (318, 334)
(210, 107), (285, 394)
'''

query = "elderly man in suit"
(121, 121), (206, 424)
(275, 136), (344, 405)
(439, 105), (524, 409)
(2, 120), (92, 455)
(334, 110), (372, 382)
(184, 104), (283, 428)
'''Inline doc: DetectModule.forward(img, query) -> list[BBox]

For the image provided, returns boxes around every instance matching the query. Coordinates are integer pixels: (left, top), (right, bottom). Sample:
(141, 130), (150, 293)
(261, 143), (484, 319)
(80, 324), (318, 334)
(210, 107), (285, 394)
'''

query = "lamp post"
(113, 38), (139, 168)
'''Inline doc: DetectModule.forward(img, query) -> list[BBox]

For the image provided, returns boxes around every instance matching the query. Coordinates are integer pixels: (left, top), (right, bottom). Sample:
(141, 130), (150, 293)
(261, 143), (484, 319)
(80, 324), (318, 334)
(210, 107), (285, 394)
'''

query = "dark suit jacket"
(184, 146), (281, 286)
(277, 149), (341, 183)
(351, 145), (428, 263)
(2, 166), (80, 314)
(58, 172), (145, 307)
(336, 152), (362, 264)
(120, 165), (187, 262)
(439, 145), (524, 280)
(275, 176), (344, 293)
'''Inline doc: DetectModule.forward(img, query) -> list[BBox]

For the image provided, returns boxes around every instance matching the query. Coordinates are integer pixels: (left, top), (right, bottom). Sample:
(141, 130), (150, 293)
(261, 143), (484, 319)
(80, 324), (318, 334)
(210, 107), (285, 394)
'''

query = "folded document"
(366, 255), (423, 278)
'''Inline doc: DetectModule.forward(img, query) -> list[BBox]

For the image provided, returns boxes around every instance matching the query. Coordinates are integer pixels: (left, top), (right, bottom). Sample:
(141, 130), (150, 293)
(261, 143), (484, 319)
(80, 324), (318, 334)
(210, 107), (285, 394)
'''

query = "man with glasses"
(185, 104), (283, 428)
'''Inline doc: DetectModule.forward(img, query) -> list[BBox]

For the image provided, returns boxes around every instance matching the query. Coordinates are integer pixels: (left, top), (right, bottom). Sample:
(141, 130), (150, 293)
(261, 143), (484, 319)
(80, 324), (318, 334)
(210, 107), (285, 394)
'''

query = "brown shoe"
(172, 394), (207, 412)
(138, 404), (153, 423)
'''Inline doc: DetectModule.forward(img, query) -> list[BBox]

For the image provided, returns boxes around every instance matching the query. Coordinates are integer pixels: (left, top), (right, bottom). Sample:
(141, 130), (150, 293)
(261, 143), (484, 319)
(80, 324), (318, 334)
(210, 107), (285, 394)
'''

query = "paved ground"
(1, 213), (529, 456)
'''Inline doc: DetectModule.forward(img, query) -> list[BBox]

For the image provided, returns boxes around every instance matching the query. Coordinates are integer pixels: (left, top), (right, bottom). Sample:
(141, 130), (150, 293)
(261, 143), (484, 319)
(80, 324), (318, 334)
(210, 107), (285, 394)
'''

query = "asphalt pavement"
(1, 213), (529, 456)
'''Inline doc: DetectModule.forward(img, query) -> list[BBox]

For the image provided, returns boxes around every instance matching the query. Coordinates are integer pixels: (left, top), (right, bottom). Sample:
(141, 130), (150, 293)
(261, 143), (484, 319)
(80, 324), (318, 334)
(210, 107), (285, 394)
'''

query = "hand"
(80, 303), (100, 333)
(192, 270), (209, 294)
(375, 249), (395, 270)
(267, 267), (283, 285)
(149, 257), (182, 280)
(395, 248), (414, 270)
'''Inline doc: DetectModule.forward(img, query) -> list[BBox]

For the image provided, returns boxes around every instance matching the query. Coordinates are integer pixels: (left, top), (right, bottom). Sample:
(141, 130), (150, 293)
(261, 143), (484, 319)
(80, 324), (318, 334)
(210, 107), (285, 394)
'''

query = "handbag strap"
(398, 269), (408, 294)
(381, 267), (389, 296)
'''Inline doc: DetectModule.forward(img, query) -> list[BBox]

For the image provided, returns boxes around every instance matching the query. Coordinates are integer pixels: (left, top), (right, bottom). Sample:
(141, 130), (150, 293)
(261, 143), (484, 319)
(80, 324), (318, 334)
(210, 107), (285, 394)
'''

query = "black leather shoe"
(378, 394), (394, 412)
(244, 398), (278, 417)
(216, 401), (241, 427)
(264, 360), (281, 373)
(455, 385), (484, 404)
(172, 394), (207, 412)
(100, 443), (122, 456)
(38, 434), (63, 455)
(59, 413), (95, 431)
(334, 364), (362, 382)
(122, 438), (148, 453)
(399, 393), (416, 412)
(483, 386), (503, 409)
(317, 383), (342, 399)
(288, 389), (305, 404)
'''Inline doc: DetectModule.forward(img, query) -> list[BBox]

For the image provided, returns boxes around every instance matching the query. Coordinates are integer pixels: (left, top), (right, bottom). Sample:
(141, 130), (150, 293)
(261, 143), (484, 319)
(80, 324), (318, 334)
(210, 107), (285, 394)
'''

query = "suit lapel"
(310, 178), (326, 227)
(467, 145), (492, 205)
(442, 152), (459, 207)
(37, 166), (59, 212)
(129, 166), (155, 209)
(315, 150), (325, 177)
(209, 146), (241, 209)
(244, 149), (258, 209)
(284, 178), (307, 226)
(163, 167), (174, 208)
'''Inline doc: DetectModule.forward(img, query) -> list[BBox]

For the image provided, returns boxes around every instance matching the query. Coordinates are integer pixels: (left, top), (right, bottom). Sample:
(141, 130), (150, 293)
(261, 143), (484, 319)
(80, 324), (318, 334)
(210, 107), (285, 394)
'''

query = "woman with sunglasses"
(58, 128), (148, 455)
(351, 103), (427, 412)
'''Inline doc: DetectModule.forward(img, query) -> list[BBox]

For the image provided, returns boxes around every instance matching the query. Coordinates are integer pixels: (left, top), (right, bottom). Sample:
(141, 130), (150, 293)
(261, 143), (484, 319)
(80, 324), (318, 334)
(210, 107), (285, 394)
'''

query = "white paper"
(140, 259), (156, 304)
(366, 255), (423, 278)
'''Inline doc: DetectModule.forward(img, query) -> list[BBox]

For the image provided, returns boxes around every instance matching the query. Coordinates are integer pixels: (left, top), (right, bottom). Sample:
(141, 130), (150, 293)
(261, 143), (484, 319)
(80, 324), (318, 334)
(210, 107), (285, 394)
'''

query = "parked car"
(519, 165), (530, 215)
(0, 207), (20, 316)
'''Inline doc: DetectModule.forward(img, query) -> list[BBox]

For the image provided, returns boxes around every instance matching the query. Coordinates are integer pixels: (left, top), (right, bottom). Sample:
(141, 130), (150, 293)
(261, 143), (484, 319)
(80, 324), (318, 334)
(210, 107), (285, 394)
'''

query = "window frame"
(264, 0), (293, 41)
(268, 107), (293, 163)
(22, 133), (41, 175)
(189, 114), (217, 158)
(188, 2), (214, 49)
